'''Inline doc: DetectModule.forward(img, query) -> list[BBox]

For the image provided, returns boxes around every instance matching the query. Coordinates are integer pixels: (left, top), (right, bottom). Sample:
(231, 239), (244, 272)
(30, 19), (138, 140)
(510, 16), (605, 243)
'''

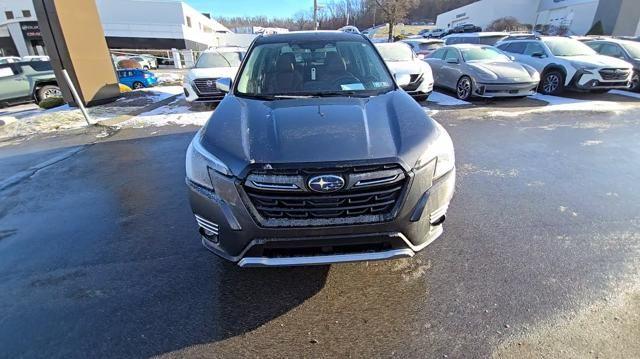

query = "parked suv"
(186, 31), (456, 267)
(497, 36), (633, 95)
(183, 46), (246, 105)
(586, 38), (640, 92)
(0, 61), (60, 107)
(448, 24), (482, 35)
(422, 28), (446, 38)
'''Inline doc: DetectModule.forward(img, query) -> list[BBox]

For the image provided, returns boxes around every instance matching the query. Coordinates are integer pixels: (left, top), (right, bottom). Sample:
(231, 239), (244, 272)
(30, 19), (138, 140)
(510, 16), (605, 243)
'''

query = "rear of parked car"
(497, 36), (633, 95)
(117, 69), (157, 89)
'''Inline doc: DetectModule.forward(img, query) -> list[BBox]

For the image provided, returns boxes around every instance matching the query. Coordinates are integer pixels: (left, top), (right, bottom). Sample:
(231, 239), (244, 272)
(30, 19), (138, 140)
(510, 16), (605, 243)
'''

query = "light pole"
(314, 0), (318, 30)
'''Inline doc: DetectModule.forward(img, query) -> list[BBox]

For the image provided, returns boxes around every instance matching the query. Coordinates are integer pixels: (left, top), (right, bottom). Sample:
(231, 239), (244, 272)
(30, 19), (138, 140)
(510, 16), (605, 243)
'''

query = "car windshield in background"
(376, 44), (413, 61)
(544, 38), (596, 57)
(196, 52), (243, 68)
(621, 41), (640, 58)
(461, 47), (510, 62)
(236, 39), (394, 97)
(420, 43), (443, 51)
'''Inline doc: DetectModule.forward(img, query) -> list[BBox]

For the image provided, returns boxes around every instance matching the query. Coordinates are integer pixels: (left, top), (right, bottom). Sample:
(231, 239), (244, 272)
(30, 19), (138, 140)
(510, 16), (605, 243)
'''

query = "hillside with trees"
(216, 0), (476, 32)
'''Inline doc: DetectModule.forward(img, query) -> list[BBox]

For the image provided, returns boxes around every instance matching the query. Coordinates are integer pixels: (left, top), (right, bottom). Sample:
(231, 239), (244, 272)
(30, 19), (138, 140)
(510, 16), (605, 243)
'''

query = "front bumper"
(187, 165), (456, 267)
(568, 70), (631, 91)
(474, 81), (538, 98)
(183, 82), (225, 103)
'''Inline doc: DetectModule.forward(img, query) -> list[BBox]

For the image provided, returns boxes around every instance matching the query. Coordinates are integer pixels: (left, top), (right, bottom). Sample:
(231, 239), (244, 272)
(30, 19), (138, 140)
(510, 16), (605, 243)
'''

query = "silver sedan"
(426, 44), (540, 100)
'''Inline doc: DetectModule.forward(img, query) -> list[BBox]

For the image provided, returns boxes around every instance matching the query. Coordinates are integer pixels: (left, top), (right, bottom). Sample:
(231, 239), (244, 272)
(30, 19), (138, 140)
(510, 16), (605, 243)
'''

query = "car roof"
(203, 46), (246, 53)
(254, 30), (366, 44)
(447, 43), (491, 49)
(402, 38), (444, 44)
(445, 32), (508, 38)
(587, 38), (635, 45)
(375, 42), (411, 48)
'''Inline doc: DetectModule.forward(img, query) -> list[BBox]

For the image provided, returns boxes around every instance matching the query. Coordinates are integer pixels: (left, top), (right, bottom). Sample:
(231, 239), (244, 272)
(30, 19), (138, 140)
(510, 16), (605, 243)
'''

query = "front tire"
(37, 85), (62, 102)
(132, 81), (145, 89)
(539, 70), (565, 95)
(456, 76), (473, 101)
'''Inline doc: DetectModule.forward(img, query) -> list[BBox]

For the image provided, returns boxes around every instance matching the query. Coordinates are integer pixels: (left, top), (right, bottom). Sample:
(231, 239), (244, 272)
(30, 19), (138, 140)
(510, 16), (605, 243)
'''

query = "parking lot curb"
(97, 93), (181, 127)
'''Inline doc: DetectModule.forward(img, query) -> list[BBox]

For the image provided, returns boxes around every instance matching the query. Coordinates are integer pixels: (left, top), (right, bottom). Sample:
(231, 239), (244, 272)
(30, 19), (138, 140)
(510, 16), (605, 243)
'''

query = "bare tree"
(374, 0), (418, 41)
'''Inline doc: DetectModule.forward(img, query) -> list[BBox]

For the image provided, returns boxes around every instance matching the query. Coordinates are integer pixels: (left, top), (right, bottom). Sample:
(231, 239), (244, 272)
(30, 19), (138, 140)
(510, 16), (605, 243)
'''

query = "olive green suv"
(0, 61), (61, 107)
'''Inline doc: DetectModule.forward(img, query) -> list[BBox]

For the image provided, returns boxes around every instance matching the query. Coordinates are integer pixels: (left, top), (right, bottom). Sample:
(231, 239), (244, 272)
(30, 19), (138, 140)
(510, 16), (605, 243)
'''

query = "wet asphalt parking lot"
(1, 92), (639, 358)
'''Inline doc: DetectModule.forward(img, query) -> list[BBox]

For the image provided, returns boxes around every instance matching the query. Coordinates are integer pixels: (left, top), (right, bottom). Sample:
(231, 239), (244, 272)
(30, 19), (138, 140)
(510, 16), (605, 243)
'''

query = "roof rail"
(502, 34), (540, 41)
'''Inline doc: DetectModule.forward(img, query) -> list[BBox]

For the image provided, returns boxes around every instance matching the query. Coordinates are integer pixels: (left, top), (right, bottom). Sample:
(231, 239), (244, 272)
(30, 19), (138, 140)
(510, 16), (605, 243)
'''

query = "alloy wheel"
(42, 88), (62, 99)
(543, 74), (560, 94)
(457, 77), (471, 100)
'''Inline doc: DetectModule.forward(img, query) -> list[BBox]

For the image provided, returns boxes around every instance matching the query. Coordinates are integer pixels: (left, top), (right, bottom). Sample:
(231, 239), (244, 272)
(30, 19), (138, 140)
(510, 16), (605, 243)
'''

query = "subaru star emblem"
(206, 80), (214, 87)
(308, 175), (345, 193)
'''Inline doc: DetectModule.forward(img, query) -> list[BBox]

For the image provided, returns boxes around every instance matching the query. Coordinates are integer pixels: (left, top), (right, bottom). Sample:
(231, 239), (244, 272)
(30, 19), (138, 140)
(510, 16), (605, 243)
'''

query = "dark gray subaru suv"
(186, 31), (455, 267)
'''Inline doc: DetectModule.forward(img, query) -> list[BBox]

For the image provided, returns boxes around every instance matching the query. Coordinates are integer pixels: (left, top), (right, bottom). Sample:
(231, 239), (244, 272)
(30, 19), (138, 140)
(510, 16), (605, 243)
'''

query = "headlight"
(186, 132), (231, 189)
(522, 65), (540, 81)
(570, 61), (597, 72)
(414, 123), (455, 179)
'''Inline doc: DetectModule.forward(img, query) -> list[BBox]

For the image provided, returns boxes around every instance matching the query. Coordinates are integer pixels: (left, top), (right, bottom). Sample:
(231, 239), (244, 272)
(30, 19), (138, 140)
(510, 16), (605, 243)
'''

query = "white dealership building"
(0, 0), (231, 57)
(436, 0), (640, 36)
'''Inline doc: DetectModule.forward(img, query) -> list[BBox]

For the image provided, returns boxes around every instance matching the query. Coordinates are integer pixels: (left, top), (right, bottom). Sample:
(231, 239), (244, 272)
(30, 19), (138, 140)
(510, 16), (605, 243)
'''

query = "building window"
(186, 16), (192, 27)
(5, 11), (14, 20)
(22, 10), (31, 17)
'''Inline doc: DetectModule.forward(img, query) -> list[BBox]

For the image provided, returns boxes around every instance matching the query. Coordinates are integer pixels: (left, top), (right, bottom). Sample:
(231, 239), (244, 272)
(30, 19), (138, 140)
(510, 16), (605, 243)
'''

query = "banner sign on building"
(20, 21), (41, 39)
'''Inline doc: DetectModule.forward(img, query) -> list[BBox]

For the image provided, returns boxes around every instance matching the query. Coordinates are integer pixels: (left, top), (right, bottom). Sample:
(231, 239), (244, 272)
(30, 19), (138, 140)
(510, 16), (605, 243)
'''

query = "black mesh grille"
(242, 164), (407, 225)
(599, 69), (630, 81)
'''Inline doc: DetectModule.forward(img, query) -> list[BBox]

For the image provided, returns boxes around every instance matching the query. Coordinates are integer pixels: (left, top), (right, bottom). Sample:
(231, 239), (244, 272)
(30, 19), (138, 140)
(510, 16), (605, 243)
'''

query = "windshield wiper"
(241, 94), (311, 101)
(305, 91), (374, 98)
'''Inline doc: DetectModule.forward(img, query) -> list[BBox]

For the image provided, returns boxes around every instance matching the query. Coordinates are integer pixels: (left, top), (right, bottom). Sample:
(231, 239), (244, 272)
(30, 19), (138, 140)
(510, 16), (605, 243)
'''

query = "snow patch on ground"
(488, 94), (631, 117)
(609, 89), (640, 99)
(428, 91), (471, 106)
(581, 140), (603, 146)
(119, 98), (211, 128)
(0, 88), (185, 140)
(155, 73), (182, 84)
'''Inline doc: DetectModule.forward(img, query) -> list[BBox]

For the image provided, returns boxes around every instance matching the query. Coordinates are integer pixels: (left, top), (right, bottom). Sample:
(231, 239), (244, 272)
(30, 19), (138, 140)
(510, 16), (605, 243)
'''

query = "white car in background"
(401, 38), (444, 57)
(22, 55), (50, 62)
(375, 42), (434, 101)
(129, 56), (155, 70)
(0, 56), (21, 64)
(497, 36), (633, 95)
(182, 46), (246, 105)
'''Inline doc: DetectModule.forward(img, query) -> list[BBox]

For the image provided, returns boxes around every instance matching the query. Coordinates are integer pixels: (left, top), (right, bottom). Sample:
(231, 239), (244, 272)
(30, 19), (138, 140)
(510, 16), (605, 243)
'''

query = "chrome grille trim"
(193, 78), (222, 95)
(195, 215), (219, 234)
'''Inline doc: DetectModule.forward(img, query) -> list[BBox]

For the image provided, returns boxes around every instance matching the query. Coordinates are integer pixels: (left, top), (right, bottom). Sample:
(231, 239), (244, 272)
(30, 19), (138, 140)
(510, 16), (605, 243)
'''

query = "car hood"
(187, 67), (239, 80)
(559, 54), (633, 68)
(468, 61), (535, 81)
(385, 60), (424, 75)
(200, 91), (438, 176)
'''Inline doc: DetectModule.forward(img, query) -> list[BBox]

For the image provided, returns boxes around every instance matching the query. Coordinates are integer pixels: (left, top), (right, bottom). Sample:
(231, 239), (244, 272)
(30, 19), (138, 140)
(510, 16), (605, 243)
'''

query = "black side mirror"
(531, 52), (546, 59)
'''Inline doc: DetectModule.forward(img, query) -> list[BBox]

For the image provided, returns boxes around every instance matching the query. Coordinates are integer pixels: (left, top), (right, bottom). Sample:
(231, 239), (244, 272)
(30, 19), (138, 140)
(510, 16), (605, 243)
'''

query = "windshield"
(621, 41), (640, 58)
(420, 43), (443, 51)
(236, 39), (394, 97)
(543, 38), (596, 56)
(376, 43), (413, 61)
(461, 47), (510, 62)
(196, 51), (243, 68)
